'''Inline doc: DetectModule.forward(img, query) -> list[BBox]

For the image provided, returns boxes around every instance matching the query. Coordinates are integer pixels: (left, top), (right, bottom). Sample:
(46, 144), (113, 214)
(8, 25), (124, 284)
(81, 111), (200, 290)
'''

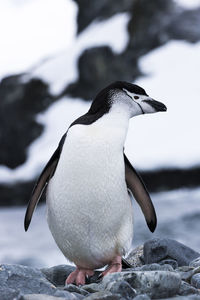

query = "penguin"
(24, 81), (167, 285)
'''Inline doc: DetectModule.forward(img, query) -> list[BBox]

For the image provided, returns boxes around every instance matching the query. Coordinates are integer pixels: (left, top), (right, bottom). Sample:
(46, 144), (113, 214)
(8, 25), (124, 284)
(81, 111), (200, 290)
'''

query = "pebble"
(178, 281), (200, 296)
(125, 245), (144, 268)
(159, 259), (178, 269)
(191, 273), (200, 289)
(134, 295), (151, 300)
(190, 257), (200, 268)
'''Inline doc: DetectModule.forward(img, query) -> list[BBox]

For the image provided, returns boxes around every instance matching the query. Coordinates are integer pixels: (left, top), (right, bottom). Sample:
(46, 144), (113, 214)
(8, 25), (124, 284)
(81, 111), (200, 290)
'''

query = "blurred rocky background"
(0, 0), (200, 206)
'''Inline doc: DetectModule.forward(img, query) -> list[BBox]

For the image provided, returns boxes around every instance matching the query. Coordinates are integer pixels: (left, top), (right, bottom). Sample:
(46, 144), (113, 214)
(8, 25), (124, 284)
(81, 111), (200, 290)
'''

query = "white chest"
(46, 111), (133, 268)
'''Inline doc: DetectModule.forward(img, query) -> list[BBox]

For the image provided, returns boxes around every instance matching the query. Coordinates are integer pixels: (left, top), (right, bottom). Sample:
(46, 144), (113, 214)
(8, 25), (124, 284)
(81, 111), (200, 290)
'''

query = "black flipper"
(24, 133), (66, 231)
(124, 154), (157, 232)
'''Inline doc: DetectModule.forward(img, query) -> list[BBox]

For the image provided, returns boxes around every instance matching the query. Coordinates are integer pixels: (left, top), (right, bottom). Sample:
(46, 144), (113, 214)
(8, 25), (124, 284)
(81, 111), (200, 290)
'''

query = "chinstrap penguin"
(24, 81), (167, 285)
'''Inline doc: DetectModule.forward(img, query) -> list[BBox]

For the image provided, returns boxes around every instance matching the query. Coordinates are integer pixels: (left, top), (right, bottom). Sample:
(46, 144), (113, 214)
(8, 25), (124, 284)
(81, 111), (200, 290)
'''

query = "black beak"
(144, 99), (167, 112)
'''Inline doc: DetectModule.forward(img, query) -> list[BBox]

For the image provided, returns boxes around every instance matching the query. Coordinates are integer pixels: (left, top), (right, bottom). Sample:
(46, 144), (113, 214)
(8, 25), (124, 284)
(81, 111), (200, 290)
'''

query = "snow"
(175, 0), (200, 9)
(0, 97), (89, 183)
(127, 41), (200, 169)
(0, 41), (200, 183)
(0, 0), (77, 81)
(0, 11), (130, 183)
(30, 13), (130, 95)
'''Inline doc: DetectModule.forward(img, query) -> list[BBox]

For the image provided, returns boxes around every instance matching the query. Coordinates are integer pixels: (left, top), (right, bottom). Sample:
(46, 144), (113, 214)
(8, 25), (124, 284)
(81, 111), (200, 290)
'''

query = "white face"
(122, 88), (166, 117)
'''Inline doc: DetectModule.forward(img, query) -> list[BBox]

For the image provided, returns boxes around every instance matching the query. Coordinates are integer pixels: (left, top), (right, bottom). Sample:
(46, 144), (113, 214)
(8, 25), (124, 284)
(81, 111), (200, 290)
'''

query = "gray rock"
(102, 270), (181, 298)
(125, 245), (144, 268)
(138, 263), (174, 272)
(159, 259), (178, 269)
(0, 75), (53, 169)
(190, 257), (200, 268)
(66, 46), (140, 101)
(0, 264), (75, 299)
(82, 283), (103, 293)
(0, 287), (22, 300)
(164, 296), (200, 300)
(178, 266), (200, 282)
(84, 291), (122, 300)
(106, 280), (136, 299)
(41, 265), (75, 287)
(191, 273), (200, 289)
(143, 238), (200, 266)
(64, 284), (89, 296)
(178, 281), (200, 296)
(73, 0), (132, 33)
(134, 295), (151, 300)
(21, 294), (67, 300)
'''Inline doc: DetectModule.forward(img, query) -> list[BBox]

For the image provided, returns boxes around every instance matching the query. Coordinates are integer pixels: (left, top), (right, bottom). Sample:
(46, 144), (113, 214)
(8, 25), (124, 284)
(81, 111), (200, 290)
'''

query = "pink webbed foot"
(65, 267), (94, 286)
(102, 255), (122, 277)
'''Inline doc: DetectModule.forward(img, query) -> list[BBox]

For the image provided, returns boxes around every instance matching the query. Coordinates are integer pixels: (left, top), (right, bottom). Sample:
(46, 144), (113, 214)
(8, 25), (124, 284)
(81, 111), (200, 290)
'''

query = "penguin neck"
(91, 102), (131, 146)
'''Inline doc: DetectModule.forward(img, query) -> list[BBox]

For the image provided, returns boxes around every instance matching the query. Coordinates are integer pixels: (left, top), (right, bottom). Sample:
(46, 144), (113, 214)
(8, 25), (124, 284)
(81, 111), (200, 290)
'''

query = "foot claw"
(65, 268), (94, 286)
(102, 255), (122, 277)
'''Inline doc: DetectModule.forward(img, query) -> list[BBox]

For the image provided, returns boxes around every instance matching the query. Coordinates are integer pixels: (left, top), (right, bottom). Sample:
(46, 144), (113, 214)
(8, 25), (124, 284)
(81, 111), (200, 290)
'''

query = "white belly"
(46, 123), (134, 269)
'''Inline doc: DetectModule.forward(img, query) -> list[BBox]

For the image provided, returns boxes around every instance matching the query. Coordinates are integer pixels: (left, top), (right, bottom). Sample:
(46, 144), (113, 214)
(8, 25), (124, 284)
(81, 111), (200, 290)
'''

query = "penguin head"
(89, 81), (167, 118)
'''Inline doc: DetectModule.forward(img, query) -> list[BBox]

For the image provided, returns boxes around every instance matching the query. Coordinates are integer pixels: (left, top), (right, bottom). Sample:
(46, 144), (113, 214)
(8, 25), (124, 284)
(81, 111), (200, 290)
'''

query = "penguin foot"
(102, 255), (122, 277)
(65, 267), (94, 285)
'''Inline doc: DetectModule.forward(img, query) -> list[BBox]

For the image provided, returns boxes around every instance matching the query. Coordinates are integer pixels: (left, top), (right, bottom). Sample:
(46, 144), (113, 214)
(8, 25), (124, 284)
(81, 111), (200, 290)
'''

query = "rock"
(64, 284), (89, 296)
(138, 263), (174, 272)
(21, 295), (68, 300)
(0, 287), (22, 300)
(134, 295), (151, 300)
(143, 238), (200, 266)
(178, 266), (200, 282)
(73, 0), (132, 33)
(125, 245), (144, 268)
(0, 180), (37, 207)
(178, 281), (200, 296)
(191, 273), (200, 289)
(159, 259), (178, 269)
(164, 296), (200, 300)
(82, 283), (103, 293)
(41, 265), (76, 287)
(102, 270), (181, 298)
(65, 46), (139, 101)
(106, 280), (136, 299)
(0, 264), (74, 299)
(190, 257), (200, 268)
(0, 75), (54, 169)
(84, 291), (121, 300)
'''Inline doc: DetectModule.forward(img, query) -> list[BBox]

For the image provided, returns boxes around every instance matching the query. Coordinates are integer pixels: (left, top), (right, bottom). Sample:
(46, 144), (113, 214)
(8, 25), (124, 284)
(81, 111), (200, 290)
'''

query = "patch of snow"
(175, 0), (200, 9)
(0, 11), (130, 183)
(31, 13), (130, 95)
(0, 0), (77, 81)
(125, 41), (200, 169)
(0, 97), (90, 183)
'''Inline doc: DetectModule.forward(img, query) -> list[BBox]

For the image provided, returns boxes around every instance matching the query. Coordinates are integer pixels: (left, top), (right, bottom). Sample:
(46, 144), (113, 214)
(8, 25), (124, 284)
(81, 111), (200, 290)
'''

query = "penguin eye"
(134, 96), (139, 100)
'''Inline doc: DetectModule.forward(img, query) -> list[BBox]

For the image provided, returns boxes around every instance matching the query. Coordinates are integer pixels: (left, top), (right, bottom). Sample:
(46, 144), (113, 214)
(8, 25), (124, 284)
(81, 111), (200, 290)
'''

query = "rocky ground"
(1, 238), (200, 300)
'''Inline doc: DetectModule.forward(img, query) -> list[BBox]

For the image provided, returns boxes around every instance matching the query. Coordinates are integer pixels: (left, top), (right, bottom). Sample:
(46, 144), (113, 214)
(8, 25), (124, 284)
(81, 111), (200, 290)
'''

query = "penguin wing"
(24, 133), (66, 231)
(124, 154), (157, 232)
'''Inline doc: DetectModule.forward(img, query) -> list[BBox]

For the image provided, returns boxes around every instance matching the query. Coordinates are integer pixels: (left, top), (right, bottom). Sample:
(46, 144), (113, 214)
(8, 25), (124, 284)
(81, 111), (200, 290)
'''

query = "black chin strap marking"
(123, 90), (145, 114)
(136, 102), (145, 114)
